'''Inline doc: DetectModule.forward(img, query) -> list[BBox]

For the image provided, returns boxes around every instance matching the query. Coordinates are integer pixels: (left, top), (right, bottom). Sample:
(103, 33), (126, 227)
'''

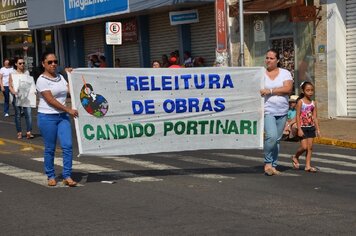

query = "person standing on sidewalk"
(291, 81), (320, 172)
(0, 58), (15, 117)
(260, 49), (293, 176)
(36, 52), (78, 187)
(9, 57), (35, 139)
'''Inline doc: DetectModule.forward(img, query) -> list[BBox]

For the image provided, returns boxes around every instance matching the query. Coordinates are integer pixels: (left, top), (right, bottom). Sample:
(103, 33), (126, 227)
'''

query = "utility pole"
(239, 0), (244, 66)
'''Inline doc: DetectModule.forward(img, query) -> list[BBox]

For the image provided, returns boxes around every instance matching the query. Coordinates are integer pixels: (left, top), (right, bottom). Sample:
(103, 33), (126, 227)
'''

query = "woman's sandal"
(17, 132), (22, 139)
(63, 178), (77, 187)
(48, 179), (57, 187)
(305, 167), (318, 173)
(291, 156), (300, 170)
(26, 132), (34, 139)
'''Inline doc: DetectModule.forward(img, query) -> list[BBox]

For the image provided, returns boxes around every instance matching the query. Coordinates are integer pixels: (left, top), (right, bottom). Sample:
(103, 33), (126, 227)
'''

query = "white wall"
(327, 0), (347, 117)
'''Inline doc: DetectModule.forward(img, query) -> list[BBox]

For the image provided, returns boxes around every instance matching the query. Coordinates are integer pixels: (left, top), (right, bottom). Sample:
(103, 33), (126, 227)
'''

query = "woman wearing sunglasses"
(36, 52), (78, 187)
(8, 57), (35, 139)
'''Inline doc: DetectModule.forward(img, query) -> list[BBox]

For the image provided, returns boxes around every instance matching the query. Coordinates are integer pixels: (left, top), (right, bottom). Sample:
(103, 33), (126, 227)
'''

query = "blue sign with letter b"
(64, 0), (129, 23)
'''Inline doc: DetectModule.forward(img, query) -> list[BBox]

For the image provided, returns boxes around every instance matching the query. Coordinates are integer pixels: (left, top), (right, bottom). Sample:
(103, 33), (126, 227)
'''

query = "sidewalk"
(314, 118), (356, 149)
(0, 94), (355, 149)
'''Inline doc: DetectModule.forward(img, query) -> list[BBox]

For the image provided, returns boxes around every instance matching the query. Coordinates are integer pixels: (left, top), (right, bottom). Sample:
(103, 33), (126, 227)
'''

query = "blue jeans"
(2, 86), (15, 115)
(37, 112), (73, 179)
(14, 104), (32, 133)
(264, 114), (287, 167)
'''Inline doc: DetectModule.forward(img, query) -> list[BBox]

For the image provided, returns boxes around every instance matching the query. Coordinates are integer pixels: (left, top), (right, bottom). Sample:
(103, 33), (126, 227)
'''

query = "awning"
(230, 0), (304, 15)
(27, 0), (214, 29)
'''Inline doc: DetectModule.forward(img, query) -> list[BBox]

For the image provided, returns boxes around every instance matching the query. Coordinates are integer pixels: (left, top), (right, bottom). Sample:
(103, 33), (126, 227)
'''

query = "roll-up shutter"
(149, 12), (179, 65)
(115, 42), (140, 67)
(84, 23), (105, 66)
(346, 0), (356, 116)
(190, 4), (216, 67)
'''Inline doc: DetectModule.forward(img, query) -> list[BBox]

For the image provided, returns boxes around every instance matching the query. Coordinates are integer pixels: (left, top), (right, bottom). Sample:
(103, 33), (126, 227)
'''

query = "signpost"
(106, 22), (122, 67)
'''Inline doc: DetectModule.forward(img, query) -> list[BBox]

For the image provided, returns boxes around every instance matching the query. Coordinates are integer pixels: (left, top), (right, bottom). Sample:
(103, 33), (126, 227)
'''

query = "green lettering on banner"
(117, 125), (128, 139)
(96, 126), (107, 140)
(83, 124), (95, 140)
(227, 120), (239, 134)
(106, 124), (117, 139)
(240, 120), (252, 134)
(174, 121), (186, 135)
(187, 120), (198, 135)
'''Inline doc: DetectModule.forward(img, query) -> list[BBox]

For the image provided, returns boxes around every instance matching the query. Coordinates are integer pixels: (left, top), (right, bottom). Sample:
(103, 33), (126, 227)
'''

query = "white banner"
(68, 67), (264, 156)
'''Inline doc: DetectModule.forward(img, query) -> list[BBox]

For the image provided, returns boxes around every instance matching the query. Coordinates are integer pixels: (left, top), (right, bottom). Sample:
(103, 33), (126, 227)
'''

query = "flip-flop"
(305, 167), (318, 173)
(291, 156), (300, 169)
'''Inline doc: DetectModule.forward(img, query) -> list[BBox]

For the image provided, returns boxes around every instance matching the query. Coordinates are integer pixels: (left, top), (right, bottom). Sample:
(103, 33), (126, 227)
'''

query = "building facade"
(26, 0), (217, 69)
(228, 0), (355, 119)
(24, 0), (355, 119)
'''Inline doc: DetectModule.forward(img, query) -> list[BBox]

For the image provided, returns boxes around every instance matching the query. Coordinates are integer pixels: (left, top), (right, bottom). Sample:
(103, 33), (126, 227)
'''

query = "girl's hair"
(13, 57), (24, 70)
(297, 81), (314, 101)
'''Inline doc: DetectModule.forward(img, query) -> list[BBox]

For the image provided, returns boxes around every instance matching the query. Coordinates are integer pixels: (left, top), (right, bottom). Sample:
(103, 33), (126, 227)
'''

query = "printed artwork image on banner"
(11, 74), (37, 108)
(68, 67), (264, 156)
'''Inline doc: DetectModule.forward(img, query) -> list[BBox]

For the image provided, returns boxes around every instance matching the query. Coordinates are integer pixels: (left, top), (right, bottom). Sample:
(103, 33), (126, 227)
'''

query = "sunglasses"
(18, 62), (25, 65)
(47, 60), (58, 65)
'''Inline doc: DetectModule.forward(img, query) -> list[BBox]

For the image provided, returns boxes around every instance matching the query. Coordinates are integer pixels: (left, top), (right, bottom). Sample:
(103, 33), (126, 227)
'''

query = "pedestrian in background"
(168, 56), (182, 68)
(292, 81), (320, 172)
(36, 52), (78, 187)
(99, 55), (107, 68)
(152, 60), (161, 68)
(0, 58), (15, 117)
(260, 49), (293, 176)
(115, 58), (121, 68)
(8, 57), (35, 139)
(161, 54), (170, 68)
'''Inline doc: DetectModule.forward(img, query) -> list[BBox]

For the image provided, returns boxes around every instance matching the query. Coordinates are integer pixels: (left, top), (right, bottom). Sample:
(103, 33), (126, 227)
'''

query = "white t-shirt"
(36, 74), (68, 114)
(0, 67), (15, 86)
(264, 68), (293, 116)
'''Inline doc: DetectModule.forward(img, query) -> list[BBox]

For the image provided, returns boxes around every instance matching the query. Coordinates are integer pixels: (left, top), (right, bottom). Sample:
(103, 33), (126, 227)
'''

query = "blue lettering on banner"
(126, 74), (234, 91)
(64, 0), (129, 22)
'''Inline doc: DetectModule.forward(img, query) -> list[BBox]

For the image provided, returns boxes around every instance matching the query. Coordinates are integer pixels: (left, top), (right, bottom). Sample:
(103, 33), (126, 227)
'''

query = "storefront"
(0, 1), (55, 77)
(26, 0), (216, 68)
(229, 0), (316, 94)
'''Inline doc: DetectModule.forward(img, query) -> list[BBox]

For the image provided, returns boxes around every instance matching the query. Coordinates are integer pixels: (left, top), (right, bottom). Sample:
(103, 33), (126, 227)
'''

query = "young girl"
(291, 81), (320, 172)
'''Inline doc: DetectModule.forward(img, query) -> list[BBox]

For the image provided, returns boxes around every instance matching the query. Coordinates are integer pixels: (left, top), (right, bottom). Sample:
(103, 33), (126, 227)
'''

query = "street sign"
(106, 22), (122, 45)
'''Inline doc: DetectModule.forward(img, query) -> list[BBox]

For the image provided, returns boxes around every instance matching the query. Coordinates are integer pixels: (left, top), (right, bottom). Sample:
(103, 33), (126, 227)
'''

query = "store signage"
(106, 22), (122, 45)
(122, 18), (138, 43)
(216, 0), (227, 52)
(169, 9), (199, 26)
(0, 0), (27, 24)
(64, 0), (129, 23)
(290, 5), (317, 22)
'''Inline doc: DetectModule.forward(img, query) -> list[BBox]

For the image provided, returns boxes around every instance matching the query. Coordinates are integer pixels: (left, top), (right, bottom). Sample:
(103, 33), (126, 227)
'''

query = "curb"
(314, 137), (356, 149)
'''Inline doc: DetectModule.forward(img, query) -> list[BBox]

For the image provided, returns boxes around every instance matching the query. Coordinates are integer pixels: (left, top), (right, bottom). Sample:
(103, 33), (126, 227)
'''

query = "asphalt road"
(0, 114), (355, 235)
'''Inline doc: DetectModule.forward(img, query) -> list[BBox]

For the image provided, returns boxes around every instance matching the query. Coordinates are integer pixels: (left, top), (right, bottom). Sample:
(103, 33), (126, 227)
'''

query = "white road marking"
(32, 158), (162, 183)
(214, 153), (356, 175)
(110, 156), (234, 179)
(0, 162), (67, 188)
(313, 152), (356, 161)
(279, 153), (356, 168)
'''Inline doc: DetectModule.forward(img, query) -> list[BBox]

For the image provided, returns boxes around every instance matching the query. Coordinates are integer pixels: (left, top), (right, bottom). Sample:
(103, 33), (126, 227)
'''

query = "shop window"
(3, 34), (34, 73)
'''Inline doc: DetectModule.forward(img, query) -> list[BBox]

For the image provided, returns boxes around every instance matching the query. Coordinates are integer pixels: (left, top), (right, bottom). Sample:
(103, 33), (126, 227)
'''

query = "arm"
(8, 74), (16, 95)
(260, 79), (293, 96)
(0, 74), (4, 92)
(40, 90), (78, 118)
(313, 101), (321, 137)
(296, 100), (304, 137)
